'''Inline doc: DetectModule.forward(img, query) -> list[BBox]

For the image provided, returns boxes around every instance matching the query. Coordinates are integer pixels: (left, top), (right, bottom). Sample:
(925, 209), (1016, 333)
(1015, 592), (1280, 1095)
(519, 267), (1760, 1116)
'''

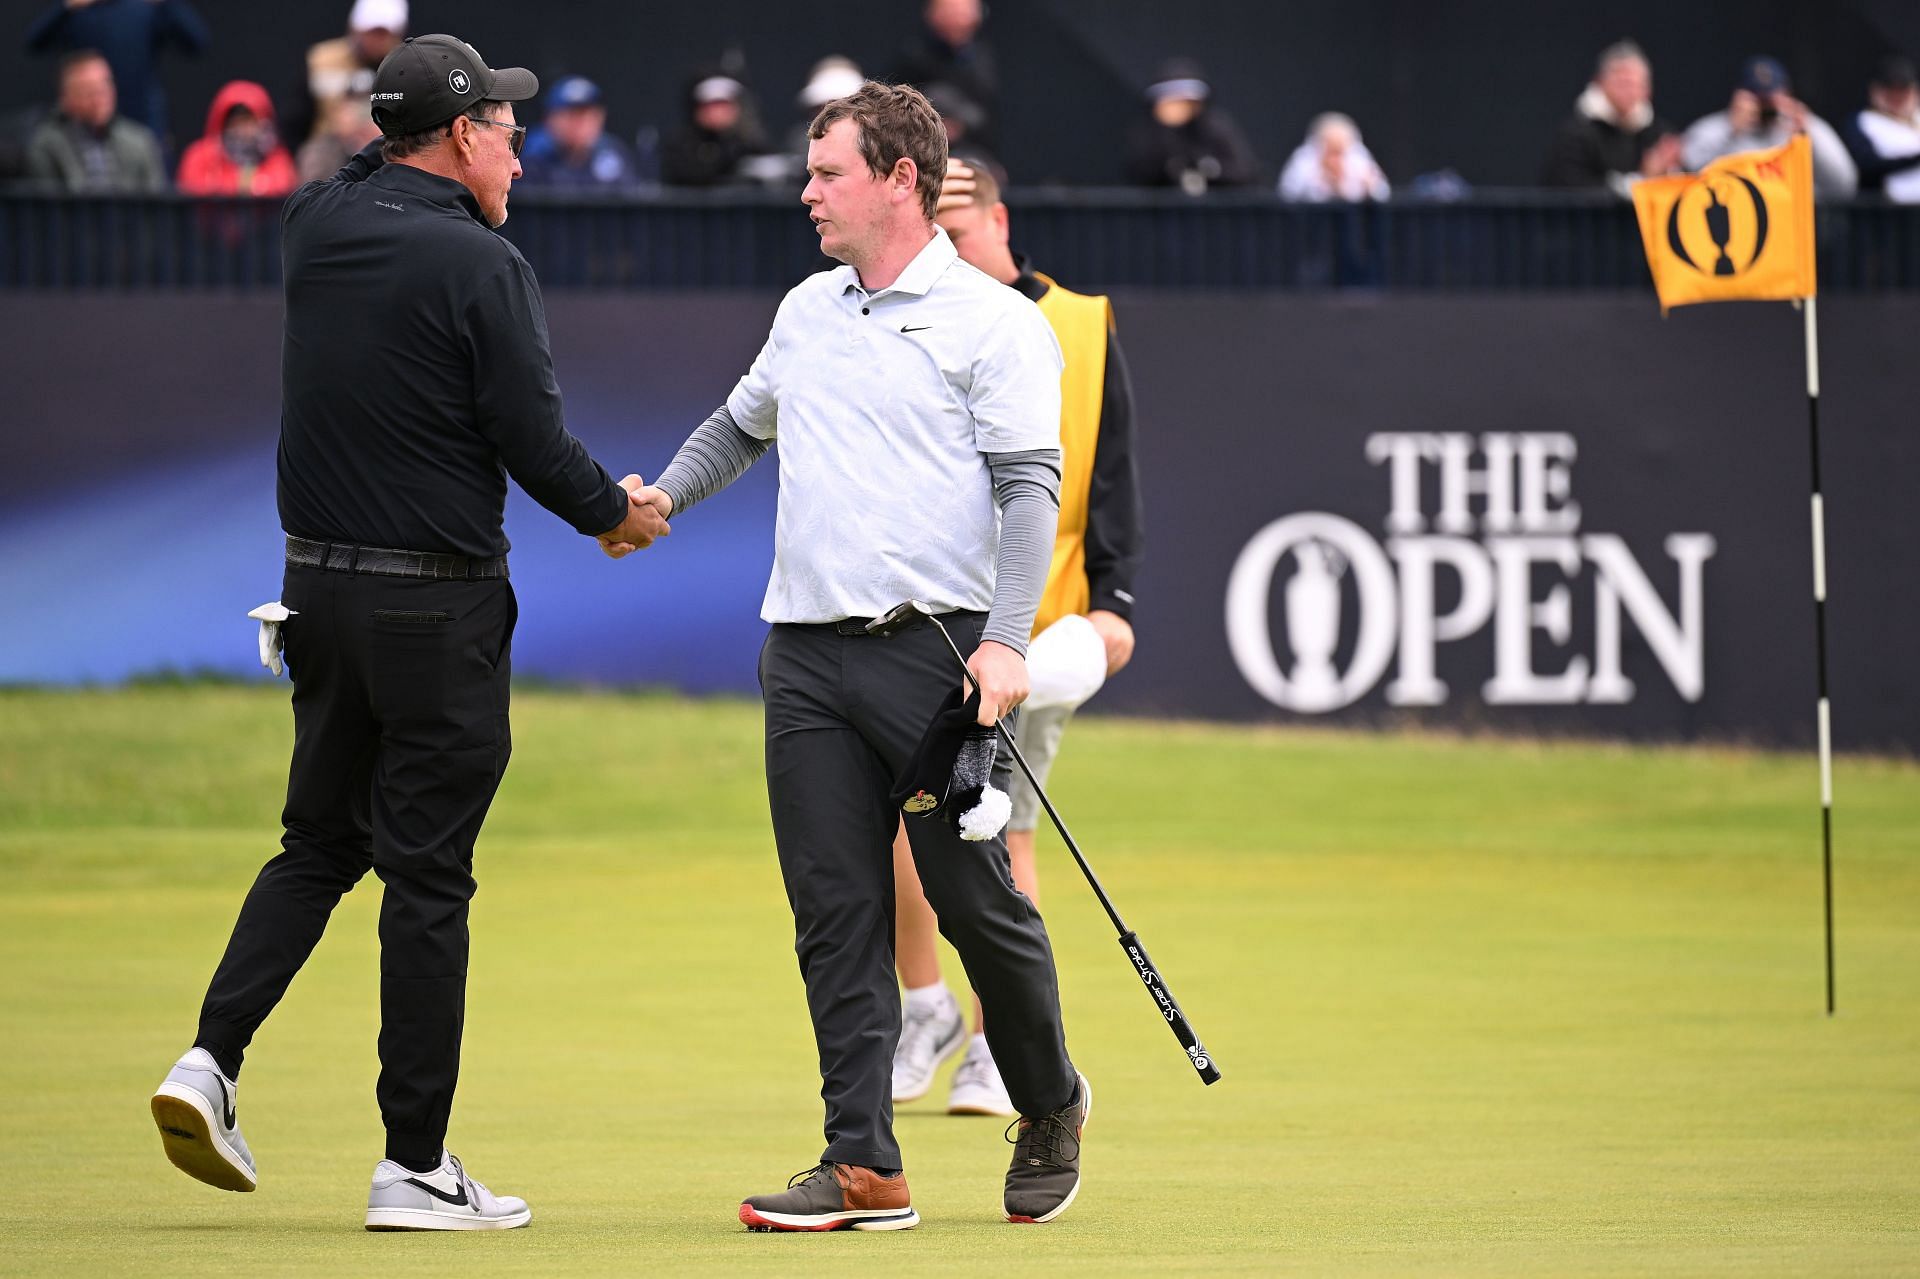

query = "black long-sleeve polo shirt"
(276, 139), (627, 559)
(1011, 260), (1144, 621)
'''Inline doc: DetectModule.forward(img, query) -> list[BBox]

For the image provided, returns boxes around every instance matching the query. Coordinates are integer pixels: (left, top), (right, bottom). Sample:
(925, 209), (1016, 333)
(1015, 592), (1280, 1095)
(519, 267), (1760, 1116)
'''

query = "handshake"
(596, 474), (676, 559)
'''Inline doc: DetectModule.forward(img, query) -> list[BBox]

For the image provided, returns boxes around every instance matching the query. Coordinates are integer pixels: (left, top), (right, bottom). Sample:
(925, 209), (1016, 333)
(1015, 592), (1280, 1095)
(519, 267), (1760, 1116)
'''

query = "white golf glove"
(247, 601), (297, 677)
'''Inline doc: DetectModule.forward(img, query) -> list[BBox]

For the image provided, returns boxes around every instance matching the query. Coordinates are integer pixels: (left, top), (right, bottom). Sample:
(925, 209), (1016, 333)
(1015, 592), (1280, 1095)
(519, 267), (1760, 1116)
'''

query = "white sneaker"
(151, 1048), (257, 1192)
(947, 1036), (1016, 1116)
(891, 989), (967, 1102)
(364, 1151), (531, 1231)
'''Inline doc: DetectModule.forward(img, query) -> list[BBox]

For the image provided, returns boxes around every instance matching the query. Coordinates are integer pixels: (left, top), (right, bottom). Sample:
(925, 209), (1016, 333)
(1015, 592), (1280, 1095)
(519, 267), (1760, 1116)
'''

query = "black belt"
(829, 609), (983, 636)
(285, 534), (508, 581)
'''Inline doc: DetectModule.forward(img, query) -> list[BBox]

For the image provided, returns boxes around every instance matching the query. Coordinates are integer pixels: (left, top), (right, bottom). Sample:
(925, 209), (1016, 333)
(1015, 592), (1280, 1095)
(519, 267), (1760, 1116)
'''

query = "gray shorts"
(1007, 702), (1074, 832)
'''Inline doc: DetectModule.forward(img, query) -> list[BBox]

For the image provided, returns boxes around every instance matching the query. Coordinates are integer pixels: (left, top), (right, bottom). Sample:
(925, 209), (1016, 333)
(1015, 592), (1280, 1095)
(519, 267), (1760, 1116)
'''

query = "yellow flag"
(1632, 134), (1816, 311)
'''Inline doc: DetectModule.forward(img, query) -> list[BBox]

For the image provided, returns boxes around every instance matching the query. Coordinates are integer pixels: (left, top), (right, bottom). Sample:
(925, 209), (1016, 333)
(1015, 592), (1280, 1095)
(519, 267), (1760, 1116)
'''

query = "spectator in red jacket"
(176, 80), (296, 195)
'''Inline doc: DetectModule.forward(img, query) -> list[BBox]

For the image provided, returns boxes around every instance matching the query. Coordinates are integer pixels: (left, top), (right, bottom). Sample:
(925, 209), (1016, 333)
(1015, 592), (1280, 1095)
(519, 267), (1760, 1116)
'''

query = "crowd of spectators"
(5, 0), (1920, 206)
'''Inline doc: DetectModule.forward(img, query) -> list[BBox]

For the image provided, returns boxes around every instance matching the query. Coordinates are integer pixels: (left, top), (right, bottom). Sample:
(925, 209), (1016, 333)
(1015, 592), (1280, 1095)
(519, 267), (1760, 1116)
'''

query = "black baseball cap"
(1873, 54), (1917, 91)
(1738, 55), (1791, 96)
(368, 34), (539, 136)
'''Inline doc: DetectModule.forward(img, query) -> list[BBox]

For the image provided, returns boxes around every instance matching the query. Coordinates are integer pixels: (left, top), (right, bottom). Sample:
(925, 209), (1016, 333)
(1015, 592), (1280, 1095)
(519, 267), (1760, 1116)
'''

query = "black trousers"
(760, 614), (1078, 1170)
(194, 565), (515, 1168)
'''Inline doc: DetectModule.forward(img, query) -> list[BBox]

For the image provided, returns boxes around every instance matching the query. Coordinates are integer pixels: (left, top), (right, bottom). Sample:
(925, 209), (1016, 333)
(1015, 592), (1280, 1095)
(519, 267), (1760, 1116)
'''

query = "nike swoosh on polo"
(404, 1176), (472, 1208)
(900, 324), (933, 333)
(214, 1076), (235, 1129)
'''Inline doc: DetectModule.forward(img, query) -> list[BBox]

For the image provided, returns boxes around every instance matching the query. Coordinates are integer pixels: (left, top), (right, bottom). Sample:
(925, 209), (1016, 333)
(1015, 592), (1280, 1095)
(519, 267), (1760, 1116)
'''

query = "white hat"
(693, 75), (745, 105)
(1024, 614), (1109, 712)
(799, 56), (865, 109)
(349, 0), (407, 33)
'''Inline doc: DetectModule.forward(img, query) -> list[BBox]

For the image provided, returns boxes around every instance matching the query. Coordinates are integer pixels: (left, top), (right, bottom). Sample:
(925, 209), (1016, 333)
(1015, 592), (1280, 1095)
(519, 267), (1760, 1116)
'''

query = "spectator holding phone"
(1682, 55), (1856, 196)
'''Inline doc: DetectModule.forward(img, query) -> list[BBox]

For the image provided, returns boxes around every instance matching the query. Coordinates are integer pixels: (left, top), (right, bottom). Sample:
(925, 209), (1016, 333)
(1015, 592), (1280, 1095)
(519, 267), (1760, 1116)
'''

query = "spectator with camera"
(1682, 56), (1856, 197)
(1124, 58), (1259, 193)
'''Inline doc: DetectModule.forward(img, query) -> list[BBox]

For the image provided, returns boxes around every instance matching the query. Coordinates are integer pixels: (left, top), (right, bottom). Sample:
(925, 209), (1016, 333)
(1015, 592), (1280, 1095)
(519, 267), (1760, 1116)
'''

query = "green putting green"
(2, 686), (1916, 1276)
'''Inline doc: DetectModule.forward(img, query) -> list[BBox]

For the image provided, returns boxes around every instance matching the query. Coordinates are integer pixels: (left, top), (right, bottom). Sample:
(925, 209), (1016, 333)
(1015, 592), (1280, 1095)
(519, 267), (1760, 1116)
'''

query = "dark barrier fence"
(3, 292), (1915, 750)
(5, 189), (1920, 292)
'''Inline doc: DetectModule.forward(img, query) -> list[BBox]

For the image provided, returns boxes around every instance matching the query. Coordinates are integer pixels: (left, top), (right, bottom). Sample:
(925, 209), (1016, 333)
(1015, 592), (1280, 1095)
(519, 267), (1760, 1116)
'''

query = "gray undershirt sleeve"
(653, 405), (772, 518)
(983, 448), (1063, 655)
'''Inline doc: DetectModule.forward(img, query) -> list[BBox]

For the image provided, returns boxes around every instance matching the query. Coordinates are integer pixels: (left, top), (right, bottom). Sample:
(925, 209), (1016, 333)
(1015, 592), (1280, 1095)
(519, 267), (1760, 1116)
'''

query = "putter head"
(866, 600), (936, 638)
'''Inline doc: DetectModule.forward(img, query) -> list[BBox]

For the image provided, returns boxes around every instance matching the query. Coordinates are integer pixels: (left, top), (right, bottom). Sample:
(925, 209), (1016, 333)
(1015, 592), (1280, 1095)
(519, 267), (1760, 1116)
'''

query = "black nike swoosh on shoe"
(404, 1177), (471, 1208)
(900, 325), (933, 333)
(214, 1076), (235, 1129)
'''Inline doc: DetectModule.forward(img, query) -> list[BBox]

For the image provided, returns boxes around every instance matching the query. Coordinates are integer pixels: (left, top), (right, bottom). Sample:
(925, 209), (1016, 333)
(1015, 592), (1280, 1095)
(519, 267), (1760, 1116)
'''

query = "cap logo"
(449, 68), (471, 95)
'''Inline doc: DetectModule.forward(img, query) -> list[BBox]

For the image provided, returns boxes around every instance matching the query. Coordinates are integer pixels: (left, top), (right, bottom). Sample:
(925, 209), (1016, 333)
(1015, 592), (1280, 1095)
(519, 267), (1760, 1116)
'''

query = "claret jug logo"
(1226, 433), (1717, 714)
(1632, 136), (1812, 310)
(1667, 172), (1769, 278)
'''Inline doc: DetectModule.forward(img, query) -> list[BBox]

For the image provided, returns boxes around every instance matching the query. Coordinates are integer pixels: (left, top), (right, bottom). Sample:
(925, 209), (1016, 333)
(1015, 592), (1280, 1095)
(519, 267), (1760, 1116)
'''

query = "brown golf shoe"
(739, 1162), (919, 1232)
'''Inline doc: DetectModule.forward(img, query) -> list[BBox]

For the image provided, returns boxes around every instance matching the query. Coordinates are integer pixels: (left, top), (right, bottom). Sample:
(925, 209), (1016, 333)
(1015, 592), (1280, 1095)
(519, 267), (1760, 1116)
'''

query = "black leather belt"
(285, 534), (508, 581)
(830, 609), (983, 636)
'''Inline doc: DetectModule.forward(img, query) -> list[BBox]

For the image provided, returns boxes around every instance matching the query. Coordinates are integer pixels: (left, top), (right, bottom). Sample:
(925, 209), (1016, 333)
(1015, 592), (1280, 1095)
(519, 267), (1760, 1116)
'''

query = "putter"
(868, 600), (1221, 1087)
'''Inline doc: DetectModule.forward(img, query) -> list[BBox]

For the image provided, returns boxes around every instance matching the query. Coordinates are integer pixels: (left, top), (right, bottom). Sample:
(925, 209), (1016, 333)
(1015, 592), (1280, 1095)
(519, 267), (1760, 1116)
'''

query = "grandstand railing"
(2, 187), (1916, 292)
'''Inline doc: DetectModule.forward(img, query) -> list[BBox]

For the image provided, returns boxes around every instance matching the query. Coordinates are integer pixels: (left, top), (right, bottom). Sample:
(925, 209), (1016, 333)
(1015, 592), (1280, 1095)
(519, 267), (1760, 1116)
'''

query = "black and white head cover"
(890, 685), (1012, 841)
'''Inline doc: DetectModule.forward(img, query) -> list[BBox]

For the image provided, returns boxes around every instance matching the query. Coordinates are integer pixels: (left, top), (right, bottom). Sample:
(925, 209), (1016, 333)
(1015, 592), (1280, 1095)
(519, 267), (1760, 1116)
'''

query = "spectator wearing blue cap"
(519, 76), (641, 190)
(1682, 56), (1856, 196)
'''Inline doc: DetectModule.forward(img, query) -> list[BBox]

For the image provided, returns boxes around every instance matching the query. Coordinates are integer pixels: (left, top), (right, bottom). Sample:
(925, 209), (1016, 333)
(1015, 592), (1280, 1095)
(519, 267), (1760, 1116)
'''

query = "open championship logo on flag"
(1664, 171), (1769, 277)
(1631, 135), (1816, 312)
(1631, 129), (1839, 1013)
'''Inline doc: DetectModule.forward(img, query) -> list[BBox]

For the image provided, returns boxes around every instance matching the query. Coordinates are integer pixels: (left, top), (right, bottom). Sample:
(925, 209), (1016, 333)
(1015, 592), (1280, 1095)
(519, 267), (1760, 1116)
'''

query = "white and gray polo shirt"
(724, 228), (1064, 626)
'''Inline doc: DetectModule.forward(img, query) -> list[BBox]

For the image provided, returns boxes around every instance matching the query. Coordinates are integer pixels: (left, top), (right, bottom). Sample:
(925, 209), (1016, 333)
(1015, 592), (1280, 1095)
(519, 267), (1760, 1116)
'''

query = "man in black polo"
(147, 34), (665, 1232)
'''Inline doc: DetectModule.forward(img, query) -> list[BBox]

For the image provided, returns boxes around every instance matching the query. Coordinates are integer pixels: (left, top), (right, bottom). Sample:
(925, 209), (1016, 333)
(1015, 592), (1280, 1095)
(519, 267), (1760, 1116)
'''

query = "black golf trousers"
(194, 564), (515, 1169)
(760, 613), (1079, 1171)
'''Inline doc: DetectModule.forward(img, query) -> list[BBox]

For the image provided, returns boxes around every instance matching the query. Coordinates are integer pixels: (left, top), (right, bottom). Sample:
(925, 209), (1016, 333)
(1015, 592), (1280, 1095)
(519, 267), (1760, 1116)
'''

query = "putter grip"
(1118, 930), (1221, 1085)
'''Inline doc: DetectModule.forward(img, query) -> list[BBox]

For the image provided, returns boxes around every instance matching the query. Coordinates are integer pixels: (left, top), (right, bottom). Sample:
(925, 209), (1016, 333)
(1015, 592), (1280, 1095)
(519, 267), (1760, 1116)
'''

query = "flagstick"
(1799, 295), (1835, 1016)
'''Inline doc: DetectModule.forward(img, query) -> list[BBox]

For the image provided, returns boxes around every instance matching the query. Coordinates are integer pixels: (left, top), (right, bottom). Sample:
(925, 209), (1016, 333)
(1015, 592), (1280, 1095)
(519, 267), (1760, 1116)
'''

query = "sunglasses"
(465, 116), (527, 158)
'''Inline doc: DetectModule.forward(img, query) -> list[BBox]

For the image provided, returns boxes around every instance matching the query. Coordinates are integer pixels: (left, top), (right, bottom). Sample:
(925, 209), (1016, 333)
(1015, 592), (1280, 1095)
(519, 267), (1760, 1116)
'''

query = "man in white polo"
(627, 80), (1088, 1232)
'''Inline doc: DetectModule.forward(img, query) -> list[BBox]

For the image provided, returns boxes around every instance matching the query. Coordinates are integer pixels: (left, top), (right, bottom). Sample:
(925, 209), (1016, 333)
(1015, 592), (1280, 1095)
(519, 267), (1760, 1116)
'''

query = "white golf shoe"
(365, 1150), (531, 1231)
(947, 1035), (1016, 1116)
(151, 1048), (257, 1192)
(891, 988), (967, 1102)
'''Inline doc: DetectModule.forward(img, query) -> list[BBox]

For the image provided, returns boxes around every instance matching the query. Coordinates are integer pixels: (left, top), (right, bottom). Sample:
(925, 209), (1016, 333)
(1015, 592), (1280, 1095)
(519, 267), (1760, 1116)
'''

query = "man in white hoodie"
(1540, 40), (1682, 196)
(1683, 55), (1857, 197)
